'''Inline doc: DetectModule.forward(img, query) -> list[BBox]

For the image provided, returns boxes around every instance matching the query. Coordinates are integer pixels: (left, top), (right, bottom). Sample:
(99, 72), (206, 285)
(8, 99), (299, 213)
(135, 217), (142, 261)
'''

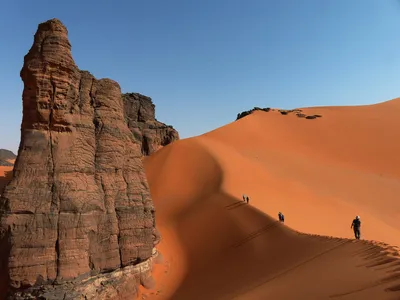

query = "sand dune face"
(202, 101), (400, 247)
(143, 100), (400, 299)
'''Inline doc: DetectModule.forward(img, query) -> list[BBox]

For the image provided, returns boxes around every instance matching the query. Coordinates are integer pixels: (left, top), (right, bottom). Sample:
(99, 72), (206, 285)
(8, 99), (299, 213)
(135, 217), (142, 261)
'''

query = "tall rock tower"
(0, 19), (159, 299)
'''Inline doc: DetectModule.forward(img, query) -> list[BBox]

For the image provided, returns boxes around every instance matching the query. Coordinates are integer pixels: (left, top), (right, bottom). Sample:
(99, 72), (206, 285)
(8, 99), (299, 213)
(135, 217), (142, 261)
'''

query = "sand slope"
(0, 164), (13, 196)
(202, 101), (400, 246)
(142, 99), (400, 300)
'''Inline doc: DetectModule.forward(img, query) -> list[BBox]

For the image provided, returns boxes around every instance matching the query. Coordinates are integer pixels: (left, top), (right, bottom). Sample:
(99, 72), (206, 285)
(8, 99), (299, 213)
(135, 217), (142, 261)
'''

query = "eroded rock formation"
(123, 93), (179, 156)
(0, 18), (159, 299)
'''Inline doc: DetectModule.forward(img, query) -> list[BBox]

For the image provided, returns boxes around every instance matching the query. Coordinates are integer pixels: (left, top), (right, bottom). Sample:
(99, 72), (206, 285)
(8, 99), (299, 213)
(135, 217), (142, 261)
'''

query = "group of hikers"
(242, 194), (362, 240)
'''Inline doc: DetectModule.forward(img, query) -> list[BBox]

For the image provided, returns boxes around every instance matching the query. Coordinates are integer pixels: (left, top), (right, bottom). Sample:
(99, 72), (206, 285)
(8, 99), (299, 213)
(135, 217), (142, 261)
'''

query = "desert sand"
(0, 161), (13, 195)
(142, 99), (400, 299)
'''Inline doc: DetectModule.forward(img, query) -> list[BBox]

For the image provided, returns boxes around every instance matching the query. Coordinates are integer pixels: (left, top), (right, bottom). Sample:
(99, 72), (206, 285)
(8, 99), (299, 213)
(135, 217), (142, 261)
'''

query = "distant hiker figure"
(242, 194), (249, 204)
(278, 212), (285, 223)
(351, 216), (361, 239)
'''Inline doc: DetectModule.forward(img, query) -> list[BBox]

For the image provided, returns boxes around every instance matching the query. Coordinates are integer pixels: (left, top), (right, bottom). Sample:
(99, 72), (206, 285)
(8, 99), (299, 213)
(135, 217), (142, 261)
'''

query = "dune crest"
(143, 100), (400, 299)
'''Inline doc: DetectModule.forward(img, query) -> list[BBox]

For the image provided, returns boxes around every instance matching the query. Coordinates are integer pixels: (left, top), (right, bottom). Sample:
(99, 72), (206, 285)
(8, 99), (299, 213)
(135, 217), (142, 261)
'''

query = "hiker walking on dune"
(278, 212), (285, 223)
(351, 216), (361, 239)
(243, 194), (249, 204)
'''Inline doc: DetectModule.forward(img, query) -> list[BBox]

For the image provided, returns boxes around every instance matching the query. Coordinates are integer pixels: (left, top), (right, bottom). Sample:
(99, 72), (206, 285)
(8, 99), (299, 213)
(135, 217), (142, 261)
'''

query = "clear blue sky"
(2, 0), (400, 153)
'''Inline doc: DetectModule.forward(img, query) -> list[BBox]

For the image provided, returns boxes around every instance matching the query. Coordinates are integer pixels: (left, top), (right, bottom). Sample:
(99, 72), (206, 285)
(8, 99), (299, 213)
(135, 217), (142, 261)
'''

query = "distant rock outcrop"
(0, 149), (16, 166)
(236, 107), (322, 120)
(0, 18), (159, 299)
(123, 93), (179, 156)
(236, 107), (271, 120)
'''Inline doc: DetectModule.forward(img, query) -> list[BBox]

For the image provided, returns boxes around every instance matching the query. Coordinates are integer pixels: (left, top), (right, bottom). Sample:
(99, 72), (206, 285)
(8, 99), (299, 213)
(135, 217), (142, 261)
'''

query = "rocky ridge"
(0, 149), (16, 167)
(236, 107), (322, 120)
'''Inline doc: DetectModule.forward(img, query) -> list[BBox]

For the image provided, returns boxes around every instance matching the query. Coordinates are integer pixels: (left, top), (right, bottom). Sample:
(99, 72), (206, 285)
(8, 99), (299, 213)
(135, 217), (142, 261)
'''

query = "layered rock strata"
(0, 18), (159, 299)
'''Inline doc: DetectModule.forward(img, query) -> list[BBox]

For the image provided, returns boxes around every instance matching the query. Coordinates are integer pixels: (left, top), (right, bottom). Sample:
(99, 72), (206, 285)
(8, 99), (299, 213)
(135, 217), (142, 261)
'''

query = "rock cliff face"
(0, 19), (159, 299)
(123, 93), (179, 156)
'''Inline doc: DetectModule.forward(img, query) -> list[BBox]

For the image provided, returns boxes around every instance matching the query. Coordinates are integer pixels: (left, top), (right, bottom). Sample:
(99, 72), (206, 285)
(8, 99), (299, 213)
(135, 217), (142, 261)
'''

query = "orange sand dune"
(0, 166), (12, 178)
(142, 99), (400, 299)
(0, 165), (13, 195)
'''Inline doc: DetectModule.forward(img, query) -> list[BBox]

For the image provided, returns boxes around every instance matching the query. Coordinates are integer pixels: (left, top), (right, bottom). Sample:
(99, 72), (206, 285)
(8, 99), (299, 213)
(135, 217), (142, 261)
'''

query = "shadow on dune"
(145, 138), (225, 226)
(145, 138), (400, 300)
(169, 191), (289, 299)
(170, 193), (400, 300)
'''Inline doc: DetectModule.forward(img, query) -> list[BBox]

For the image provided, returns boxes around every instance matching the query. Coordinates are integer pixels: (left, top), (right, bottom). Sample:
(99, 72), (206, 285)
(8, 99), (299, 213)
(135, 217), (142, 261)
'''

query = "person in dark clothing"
(246, 196), (249, 204)
(278, 212), (284, 223)
(351, 216), (361, 239)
